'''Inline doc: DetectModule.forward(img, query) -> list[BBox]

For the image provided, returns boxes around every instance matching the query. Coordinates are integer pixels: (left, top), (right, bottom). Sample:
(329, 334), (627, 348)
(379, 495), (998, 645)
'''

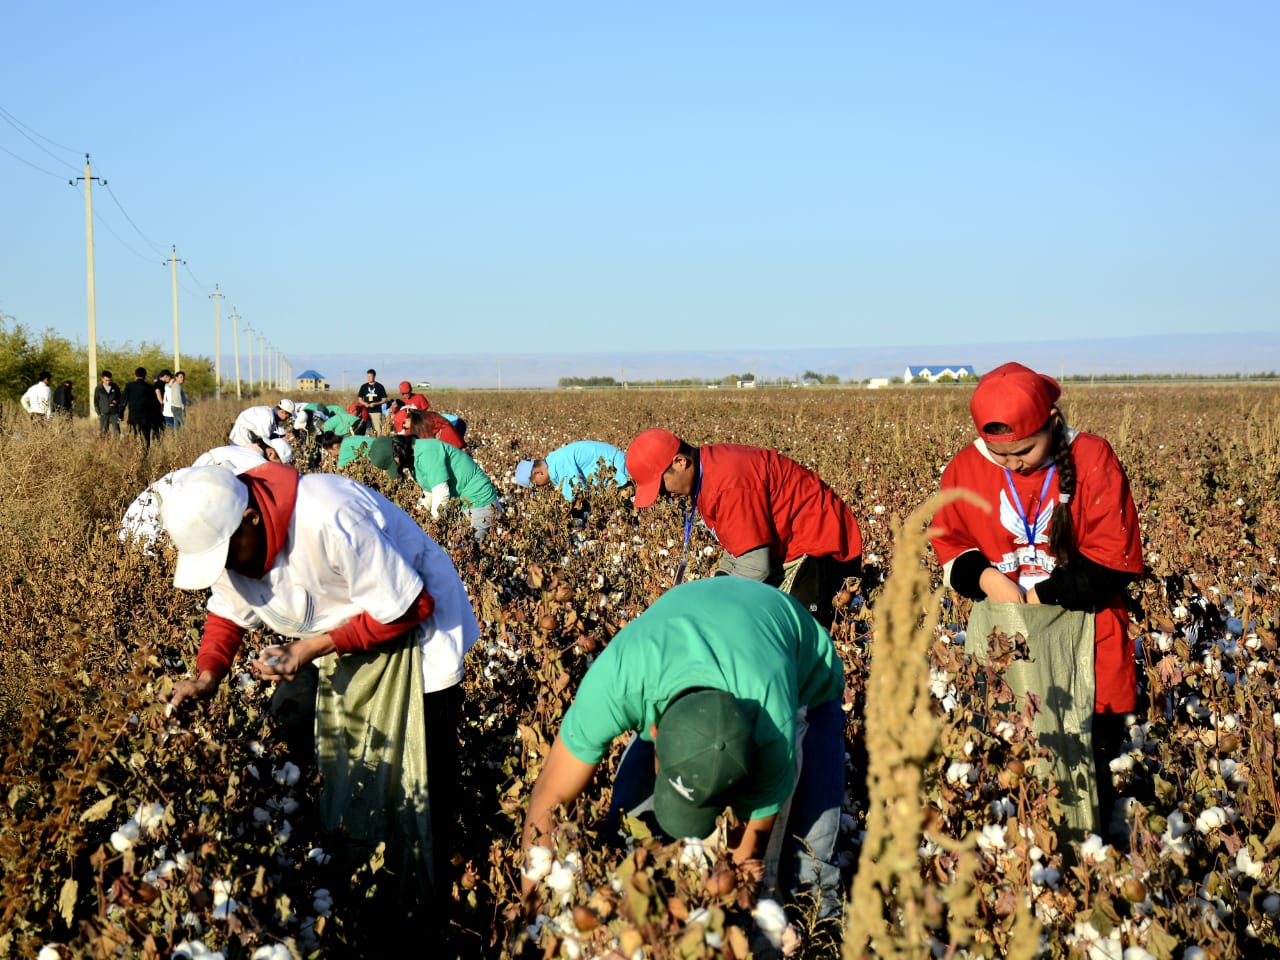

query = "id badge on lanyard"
(1004, 465), (1055, 590)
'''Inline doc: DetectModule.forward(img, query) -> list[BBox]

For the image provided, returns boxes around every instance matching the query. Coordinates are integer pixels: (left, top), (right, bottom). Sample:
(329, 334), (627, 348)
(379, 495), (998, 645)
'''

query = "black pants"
(1092, 712), (1127, 838)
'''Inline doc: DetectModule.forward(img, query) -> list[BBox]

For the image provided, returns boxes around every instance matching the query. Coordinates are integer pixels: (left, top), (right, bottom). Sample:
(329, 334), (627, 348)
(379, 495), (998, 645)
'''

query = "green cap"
(653, 690), (752, 840)
(368, 436), (399, 476)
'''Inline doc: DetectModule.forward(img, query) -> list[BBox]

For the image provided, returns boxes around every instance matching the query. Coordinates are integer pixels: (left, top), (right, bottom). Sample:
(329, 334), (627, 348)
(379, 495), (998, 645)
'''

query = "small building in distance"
(296, 369), (329, 392)
(866, 377), (891, 389)
(904, 364), (976, 383)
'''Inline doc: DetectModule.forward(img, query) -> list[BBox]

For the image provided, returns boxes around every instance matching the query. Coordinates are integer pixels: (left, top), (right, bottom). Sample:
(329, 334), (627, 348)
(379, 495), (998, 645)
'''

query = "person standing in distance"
(94, 371), (123, 436)
(356, 369), (388, 434)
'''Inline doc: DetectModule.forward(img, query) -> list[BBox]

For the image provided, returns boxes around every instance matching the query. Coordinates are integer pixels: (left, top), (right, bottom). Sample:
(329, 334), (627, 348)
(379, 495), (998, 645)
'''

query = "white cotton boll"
(993, 720), (1017, 741)
(963, 739), (975, 756)
(173, 941), (224, 960)
(212, 897), (239, 920)
(679, 838), (714, 870)
(1079, 834), (1109, 864)
(234, 673), (256, 692)
(544, 862), (578, 902)
(312, 889), (333, 915)
(153, 859), (179, 879)
(1220, 713), (1240, 731)
(174, 850), (192, 871)
(136, 802), (167, 833)
(1173, 605), (1189, 620)
(306, 847), (330, 865)
(1110, 753), (1135, 774)
(274, 820), (293, 844)
(928, 668), (950, 700)
(1195, 807), (1228, 834)
(110, 819), (140, 852)
(1262, 893), (1280, 916)
(1235, 848), (1264, 880)
(1122, 949), (1157, 960)
(1031, 864), (1061, 888)
(753, 899), (789, 948)
(522, 845), (553, 882)
(251, 945), (294, 960)
(945, 762), (975, 785)
(989, 797), (1016, 821)
(1166, 810), (1193, 839)
(253, 807), (272, 825)
(273, 762), (301, 786)
(38, 946), (63, 960)
(1183, 947), (1207, 960)
(1152, 632), (1174, 652)
(977, 824), (1007, 852)
(211, 879), (234, 906)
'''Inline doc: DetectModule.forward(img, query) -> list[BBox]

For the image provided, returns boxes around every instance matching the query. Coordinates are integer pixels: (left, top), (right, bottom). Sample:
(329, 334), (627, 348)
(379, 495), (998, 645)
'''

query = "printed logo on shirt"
(997, 488), (1056, 588)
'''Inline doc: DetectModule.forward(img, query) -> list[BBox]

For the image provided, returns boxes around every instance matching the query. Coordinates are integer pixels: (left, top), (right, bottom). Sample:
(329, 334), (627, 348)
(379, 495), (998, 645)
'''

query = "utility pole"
(166, 246), (184, 373)
(246, 320), (254, 393)
(259, 333), (266, 390)
(210, 285), (223, 398)
(72, 155), (105, 416)
(230, 307), (242, 399)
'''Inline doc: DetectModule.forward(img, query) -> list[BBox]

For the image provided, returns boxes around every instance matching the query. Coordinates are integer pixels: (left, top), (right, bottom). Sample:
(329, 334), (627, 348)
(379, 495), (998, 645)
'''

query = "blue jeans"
(605, 698), (844, 916)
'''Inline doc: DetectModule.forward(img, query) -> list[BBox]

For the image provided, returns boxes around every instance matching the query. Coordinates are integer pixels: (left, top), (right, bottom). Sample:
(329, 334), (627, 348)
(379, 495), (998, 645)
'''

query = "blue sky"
(2, 2), (1276, 370)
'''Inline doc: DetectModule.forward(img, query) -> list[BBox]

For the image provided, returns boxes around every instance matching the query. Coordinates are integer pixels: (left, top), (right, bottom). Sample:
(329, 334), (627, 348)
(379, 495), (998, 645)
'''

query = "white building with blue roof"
(903, 364), (976, 383)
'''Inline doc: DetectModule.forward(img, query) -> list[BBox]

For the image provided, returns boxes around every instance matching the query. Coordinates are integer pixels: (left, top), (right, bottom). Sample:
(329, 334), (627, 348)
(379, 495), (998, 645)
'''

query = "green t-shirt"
(324, 411), (362, 437)
(559, 577), (843, 820)
(411, 438), (497, 509)
(337, 435), (373, 467)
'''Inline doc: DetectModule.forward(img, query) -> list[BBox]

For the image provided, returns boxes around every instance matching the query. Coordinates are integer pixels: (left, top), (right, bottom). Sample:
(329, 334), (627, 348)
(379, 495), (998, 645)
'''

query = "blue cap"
(514, 460), (534, 487)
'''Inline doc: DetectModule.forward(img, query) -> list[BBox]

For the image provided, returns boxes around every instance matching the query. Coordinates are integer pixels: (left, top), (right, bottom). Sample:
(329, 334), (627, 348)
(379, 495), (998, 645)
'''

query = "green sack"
(315, 636), (434, 905)
(965, 601), (1100, 845)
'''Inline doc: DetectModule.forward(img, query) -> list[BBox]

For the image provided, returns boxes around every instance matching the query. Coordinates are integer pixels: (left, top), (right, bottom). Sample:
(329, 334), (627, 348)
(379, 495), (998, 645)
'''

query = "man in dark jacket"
(122, 367), (155, 450)
(52, 380), (74, 420)
(94, 371), (123, 435)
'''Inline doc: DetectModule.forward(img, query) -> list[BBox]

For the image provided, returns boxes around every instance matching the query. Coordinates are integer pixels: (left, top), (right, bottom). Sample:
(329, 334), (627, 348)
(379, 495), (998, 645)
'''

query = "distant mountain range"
(267, 332), (1280, 390)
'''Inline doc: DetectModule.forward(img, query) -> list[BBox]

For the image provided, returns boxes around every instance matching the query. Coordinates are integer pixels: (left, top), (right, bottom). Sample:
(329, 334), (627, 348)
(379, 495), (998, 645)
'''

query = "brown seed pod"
(834, 589), (853, 608)
(704, 870), (736, 897)
(1121, 878), (1147, 903)
(540, 614), (558, 632)
(572, 904), (600, 931)
(555, 582), (575, 602)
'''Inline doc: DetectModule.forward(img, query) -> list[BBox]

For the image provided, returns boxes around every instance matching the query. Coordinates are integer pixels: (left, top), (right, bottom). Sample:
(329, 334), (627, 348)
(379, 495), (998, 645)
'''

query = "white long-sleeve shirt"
(207, 473), (479, 693)
(20, 381), (51, 418)
(229, 405), (286, 447)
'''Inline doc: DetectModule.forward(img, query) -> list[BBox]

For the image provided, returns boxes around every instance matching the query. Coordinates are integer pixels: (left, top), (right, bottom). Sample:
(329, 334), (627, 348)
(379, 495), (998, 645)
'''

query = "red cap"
(393, 407), (411, 434)
(969, 363), (1062, 443)
(626, 429), (681, 508)
(399, 381), (413, 394)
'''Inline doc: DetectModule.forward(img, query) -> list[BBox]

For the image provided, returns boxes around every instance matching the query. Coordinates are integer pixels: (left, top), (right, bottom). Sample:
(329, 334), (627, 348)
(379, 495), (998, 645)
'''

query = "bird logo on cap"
(668, 776), (696, 802)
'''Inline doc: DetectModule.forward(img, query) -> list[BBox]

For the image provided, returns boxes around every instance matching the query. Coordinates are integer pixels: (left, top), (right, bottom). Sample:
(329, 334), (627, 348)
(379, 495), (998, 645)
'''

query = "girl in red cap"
(930, 362), (1143, 840)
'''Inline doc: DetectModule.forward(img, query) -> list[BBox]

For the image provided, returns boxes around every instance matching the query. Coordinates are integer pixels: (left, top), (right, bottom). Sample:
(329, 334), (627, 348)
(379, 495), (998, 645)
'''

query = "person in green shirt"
(369, 435), (499, 541)
(521, 576), (846, 916)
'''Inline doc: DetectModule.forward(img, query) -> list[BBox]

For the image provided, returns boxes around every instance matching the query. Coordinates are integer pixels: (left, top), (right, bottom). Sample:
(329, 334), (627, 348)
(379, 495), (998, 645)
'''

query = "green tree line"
(1, 314), (218, 416)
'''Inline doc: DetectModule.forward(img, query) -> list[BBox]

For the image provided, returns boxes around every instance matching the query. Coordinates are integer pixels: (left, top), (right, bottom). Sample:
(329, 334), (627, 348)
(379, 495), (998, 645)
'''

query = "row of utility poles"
(76, 154), (293, 411)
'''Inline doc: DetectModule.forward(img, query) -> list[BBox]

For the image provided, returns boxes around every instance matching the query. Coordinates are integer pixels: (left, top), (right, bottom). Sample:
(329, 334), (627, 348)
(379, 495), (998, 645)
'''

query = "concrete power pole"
(72, 155), (105, 416)
(230, 307), (242, 399)
(246, 320), (254, 393)
(166, 246), (184, 373)
(259, 334), (266, 391)
(210, 284), (223, 398)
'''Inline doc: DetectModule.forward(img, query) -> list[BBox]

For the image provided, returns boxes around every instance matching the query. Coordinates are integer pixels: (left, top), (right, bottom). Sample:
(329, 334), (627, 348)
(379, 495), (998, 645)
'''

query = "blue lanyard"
(1003, 464), (1055, 545)
(673, 470), (701, 585)
(681, 469), (701, 552)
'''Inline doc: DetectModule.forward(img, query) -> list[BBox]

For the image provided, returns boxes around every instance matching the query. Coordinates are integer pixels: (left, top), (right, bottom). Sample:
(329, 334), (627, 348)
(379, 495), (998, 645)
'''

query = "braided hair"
(1046, 408), (1077, 566)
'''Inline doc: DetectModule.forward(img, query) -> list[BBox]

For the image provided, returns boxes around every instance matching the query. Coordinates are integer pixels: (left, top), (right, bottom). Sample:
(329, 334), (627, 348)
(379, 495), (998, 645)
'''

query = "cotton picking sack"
(965, 601), (1100, 845)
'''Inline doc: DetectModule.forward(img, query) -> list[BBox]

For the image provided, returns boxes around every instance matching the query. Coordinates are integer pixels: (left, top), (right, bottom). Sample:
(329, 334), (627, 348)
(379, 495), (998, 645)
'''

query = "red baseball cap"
(399, 381), (413, 394)
(969, 363), (1062, 443)
(626, 428), (681, 508)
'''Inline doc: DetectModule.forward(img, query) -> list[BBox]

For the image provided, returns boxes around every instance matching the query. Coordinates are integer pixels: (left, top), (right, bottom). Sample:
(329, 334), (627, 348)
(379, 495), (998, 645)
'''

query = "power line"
(69, 180), (157, 264)
(0, 105), (82, 156)
(102, 179), (168, 256)
(0, 142), (65, 180)
(0, 108), (81, 173)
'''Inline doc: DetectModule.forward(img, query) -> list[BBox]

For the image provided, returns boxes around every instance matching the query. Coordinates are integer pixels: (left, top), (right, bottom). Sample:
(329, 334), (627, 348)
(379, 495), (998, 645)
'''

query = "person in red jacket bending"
(625, 428), (862, 627)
